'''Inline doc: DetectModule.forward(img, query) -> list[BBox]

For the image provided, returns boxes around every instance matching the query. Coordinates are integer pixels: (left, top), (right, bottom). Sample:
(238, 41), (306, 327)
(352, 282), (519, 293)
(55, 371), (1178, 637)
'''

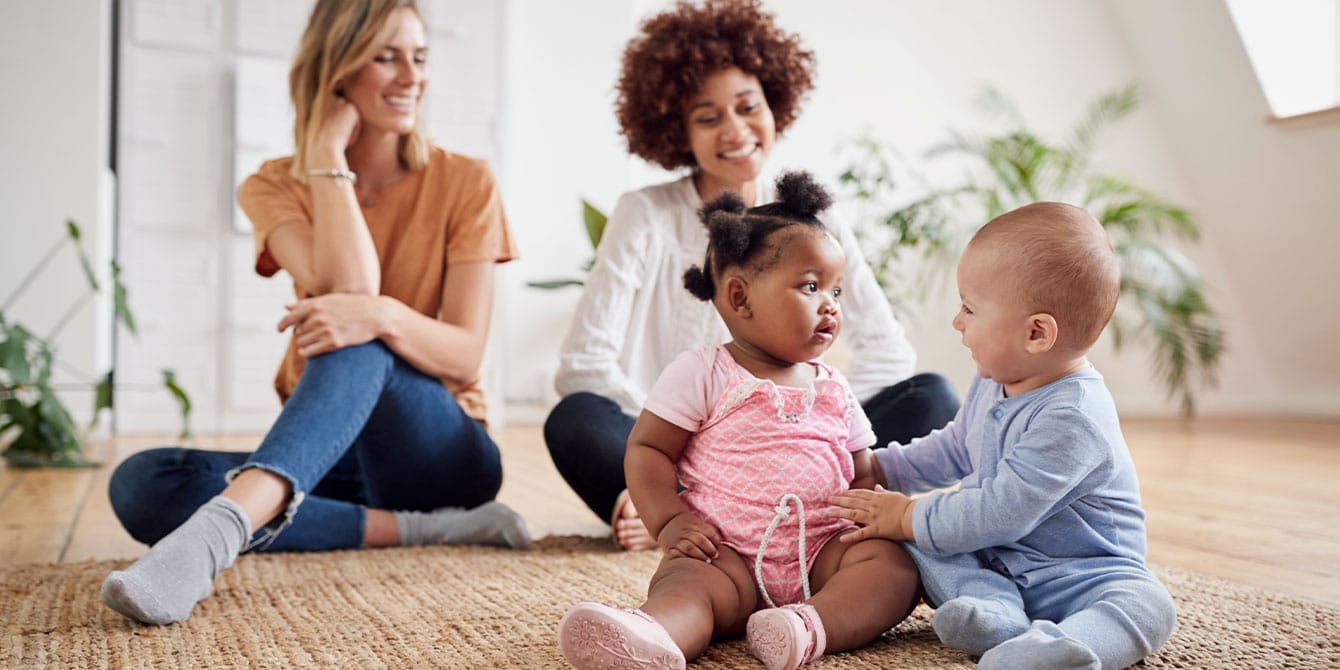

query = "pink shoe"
(746, 604), (827, 670)
(558, 602), (686, 670)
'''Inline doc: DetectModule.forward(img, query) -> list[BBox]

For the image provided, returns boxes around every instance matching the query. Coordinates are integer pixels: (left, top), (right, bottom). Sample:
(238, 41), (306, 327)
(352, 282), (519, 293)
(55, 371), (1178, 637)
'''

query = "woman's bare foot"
(611, 489), (657, 551)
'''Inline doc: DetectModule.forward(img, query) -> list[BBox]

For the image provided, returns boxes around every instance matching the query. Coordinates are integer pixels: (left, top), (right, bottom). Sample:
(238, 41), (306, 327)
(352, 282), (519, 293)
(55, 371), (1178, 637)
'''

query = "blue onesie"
(874, 368), (1175, 670)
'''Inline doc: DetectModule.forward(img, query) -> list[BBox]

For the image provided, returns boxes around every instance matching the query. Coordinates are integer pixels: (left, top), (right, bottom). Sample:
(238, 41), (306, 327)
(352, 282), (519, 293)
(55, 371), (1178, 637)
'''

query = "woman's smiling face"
(342, 7), (429, 137)
(683, 67), (776, 200)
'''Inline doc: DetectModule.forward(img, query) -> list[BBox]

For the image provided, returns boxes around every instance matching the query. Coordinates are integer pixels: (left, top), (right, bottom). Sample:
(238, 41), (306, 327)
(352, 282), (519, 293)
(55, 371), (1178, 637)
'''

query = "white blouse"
(554, 175), (917, 416)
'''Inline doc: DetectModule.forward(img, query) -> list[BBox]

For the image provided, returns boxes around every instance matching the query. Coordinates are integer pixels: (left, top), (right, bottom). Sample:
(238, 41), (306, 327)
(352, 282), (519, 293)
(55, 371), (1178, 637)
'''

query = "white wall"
(1106, 0), (1340, 416)
(5, 0), (1337, 434)
(498, 0), (673, 420)
(0, 0), (113, 426)
(499, 0), (1336, 420)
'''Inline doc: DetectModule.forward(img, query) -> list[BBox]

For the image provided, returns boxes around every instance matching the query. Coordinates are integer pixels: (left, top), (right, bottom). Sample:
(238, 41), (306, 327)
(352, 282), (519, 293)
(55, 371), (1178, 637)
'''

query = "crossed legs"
(102, 342), (526, 625)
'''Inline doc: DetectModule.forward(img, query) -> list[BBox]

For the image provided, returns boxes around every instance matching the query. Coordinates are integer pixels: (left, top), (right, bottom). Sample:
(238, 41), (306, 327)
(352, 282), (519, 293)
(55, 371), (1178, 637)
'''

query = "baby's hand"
(829, 485), (916, 543)
(658, 511), (721, 562)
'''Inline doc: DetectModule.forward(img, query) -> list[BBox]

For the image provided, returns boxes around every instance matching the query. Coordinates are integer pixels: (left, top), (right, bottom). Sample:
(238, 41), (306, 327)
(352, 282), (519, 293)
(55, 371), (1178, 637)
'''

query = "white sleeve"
(554, 190), (654, 412)
(825, 208), (917, 401)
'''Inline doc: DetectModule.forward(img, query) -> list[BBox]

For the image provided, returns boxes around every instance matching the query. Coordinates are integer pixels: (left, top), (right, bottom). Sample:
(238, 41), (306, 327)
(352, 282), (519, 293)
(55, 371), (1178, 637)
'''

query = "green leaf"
(162, 369), (192, 439)
(582, 200), (608, 250)
(112, 261), (138, 337)
(34, 344), (54, 384)
(2, 390), (95, 468)
(524, 201), (605, 291)
(91, 375), (113, 429)
(0, 322), (35, 384)
(67, 219), (100, 292)
(526, 279), (585, 290)
(36, 386), (79, 446)
(1, 397), (36, 436)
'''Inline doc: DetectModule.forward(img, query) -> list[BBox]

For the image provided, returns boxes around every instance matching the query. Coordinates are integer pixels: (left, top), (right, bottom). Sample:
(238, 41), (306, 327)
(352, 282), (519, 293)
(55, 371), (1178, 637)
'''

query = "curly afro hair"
(683, 171), (833, 301)
(616, 0), (816, 170)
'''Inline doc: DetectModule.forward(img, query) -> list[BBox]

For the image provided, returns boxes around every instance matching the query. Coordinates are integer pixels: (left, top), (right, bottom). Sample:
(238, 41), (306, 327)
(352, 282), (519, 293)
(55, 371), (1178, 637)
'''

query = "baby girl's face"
(742, 228), (846, 365)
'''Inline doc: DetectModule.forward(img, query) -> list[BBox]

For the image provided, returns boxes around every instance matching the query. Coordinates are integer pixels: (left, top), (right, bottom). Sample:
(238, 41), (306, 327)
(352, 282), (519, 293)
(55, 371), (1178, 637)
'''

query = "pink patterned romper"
(644, 345), (877, 606)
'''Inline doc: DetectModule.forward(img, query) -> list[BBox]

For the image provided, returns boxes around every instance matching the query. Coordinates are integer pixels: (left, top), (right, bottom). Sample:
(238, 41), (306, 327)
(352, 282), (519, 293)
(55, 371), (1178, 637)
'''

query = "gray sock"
(101, 495), (250, 625)
(394, 500), (531, 549)
(933, 595), (1031, 656)
(979, 620), (1101, 670)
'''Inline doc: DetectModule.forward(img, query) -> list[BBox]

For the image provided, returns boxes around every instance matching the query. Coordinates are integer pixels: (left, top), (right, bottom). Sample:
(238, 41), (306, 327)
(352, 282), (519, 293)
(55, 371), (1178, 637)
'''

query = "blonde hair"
(969, 202), (1121, 351)
(288, 0), (429, 180)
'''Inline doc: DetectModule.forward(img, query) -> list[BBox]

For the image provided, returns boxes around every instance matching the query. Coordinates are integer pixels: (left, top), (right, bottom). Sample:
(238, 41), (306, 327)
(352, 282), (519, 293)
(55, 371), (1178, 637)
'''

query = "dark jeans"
(543, 372), (960, 524)
(108, 341), (503, 552)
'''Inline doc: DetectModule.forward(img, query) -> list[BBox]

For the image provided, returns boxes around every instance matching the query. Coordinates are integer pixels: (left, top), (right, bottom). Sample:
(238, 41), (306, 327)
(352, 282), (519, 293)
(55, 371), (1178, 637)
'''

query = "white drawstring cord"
(754, 493), (811, 609)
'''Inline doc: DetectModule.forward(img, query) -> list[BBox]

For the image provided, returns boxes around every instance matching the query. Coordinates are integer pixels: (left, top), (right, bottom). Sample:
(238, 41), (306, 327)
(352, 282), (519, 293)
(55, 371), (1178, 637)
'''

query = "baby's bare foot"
(612, 491), (657, 551)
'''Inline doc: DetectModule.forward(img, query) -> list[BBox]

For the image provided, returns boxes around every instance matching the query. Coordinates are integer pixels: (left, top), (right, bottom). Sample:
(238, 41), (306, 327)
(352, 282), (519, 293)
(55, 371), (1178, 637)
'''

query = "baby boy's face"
(951, 247), (1034, 386)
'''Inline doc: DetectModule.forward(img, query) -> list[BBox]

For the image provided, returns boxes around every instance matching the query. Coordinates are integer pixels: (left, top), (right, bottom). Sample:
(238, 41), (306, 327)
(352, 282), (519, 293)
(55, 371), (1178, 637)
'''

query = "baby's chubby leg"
(745, 534), (920, 670)
(642, 545), (759, 658)
(558, 546), (758, 669)
(804, 533), (921, 652)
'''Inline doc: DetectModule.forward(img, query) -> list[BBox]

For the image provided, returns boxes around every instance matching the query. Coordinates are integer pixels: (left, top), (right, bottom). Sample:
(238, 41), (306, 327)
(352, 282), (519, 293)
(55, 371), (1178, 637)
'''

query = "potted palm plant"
(839, 84), (1224, 414)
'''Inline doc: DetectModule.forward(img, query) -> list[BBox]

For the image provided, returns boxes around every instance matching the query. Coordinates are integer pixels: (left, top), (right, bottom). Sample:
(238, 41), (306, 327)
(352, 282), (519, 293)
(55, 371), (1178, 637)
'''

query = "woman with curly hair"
(546, 0), (960, 552)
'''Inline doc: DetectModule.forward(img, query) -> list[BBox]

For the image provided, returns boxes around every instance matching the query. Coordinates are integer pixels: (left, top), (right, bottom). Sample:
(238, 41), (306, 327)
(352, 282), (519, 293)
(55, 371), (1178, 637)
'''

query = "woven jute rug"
(2, 536), (1336, 669)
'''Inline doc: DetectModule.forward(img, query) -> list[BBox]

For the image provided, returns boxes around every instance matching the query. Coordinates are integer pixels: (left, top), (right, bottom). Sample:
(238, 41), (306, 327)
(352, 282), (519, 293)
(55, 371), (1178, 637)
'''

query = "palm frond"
(1094, 188), (1198, 241)
(924, 130), (991, 161)
(1115, 240), (1224, 412)
(1117, 239), (1201, 291)
(974, 86), (1025, 127)
(1068, 83), (1139, 157)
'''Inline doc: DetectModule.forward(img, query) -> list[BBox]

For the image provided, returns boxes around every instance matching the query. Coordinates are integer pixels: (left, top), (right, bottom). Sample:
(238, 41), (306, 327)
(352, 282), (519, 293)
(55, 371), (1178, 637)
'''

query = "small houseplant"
(526, 200), (607, 289)
(1, 220), (191, 467)
(838, 84), (1224, 414)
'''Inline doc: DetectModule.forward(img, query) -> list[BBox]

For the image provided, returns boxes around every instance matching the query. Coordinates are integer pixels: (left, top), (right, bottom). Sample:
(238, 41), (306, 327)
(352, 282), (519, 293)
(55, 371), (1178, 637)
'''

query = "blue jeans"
(108, 342), (502, 552)
(543, 372), (960, 523)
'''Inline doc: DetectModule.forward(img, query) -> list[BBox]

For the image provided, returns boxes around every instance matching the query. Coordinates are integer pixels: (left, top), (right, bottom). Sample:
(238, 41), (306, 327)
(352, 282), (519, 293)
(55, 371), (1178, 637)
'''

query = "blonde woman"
(101, 0), (528, 626)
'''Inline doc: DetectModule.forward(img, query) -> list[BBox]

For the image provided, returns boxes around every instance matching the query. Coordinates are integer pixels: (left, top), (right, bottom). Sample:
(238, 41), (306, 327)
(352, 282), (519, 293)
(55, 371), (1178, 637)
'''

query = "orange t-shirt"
(236, 146), (517, 425)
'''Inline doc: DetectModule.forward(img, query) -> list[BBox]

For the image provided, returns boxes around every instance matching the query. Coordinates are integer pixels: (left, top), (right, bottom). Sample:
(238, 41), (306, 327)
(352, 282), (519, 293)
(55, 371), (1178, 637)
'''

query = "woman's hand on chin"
(308, 93), (362, 160)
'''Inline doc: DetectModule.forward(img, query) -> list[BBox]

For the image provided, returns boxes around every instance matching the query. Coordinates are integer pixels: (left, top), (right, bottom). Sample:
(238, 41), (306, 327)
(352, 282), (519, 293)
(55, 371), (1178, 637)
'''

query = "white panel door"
(116, 0), (505, 434)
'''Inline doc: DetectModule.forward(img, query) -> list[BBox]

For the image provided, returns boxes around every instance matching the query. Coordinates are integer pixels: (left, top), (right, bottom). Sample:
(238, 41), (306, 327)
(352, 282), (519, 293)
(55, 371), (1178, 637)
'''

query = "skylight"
(1225, 0), (1339, 118)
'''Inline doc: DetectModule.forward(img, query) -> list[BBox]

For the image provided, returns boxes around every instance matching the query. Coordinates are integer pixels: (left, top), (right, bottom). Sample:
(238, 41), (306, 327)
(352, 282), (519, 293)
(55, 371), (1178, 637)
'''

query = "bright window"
(1226, 0), (1339, 118)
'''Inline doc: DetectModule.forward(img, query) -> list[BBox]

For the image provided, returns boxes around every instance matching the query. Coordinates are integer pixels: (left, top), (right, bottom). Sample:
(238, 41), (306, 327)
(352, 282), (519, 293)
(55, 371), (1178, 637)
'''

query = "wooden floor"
(2, 419), (1337, 608)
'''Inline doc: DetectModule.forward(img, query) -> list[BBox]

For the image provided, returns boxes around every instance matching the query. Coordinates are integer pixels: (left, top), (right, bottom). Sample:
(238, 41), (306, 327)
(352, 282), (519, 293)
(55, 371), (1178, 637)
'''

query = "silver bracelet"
(307, 168), (357, 185)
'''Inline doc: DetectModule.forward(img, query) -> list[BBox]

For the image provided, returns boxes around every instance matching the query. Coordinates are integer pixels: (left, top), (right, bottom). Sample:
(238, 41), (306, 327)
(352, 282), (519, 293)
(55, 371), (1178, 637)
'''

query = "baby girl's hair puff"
(754, 171), (831, 223)
(682, 170), (833, 301)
